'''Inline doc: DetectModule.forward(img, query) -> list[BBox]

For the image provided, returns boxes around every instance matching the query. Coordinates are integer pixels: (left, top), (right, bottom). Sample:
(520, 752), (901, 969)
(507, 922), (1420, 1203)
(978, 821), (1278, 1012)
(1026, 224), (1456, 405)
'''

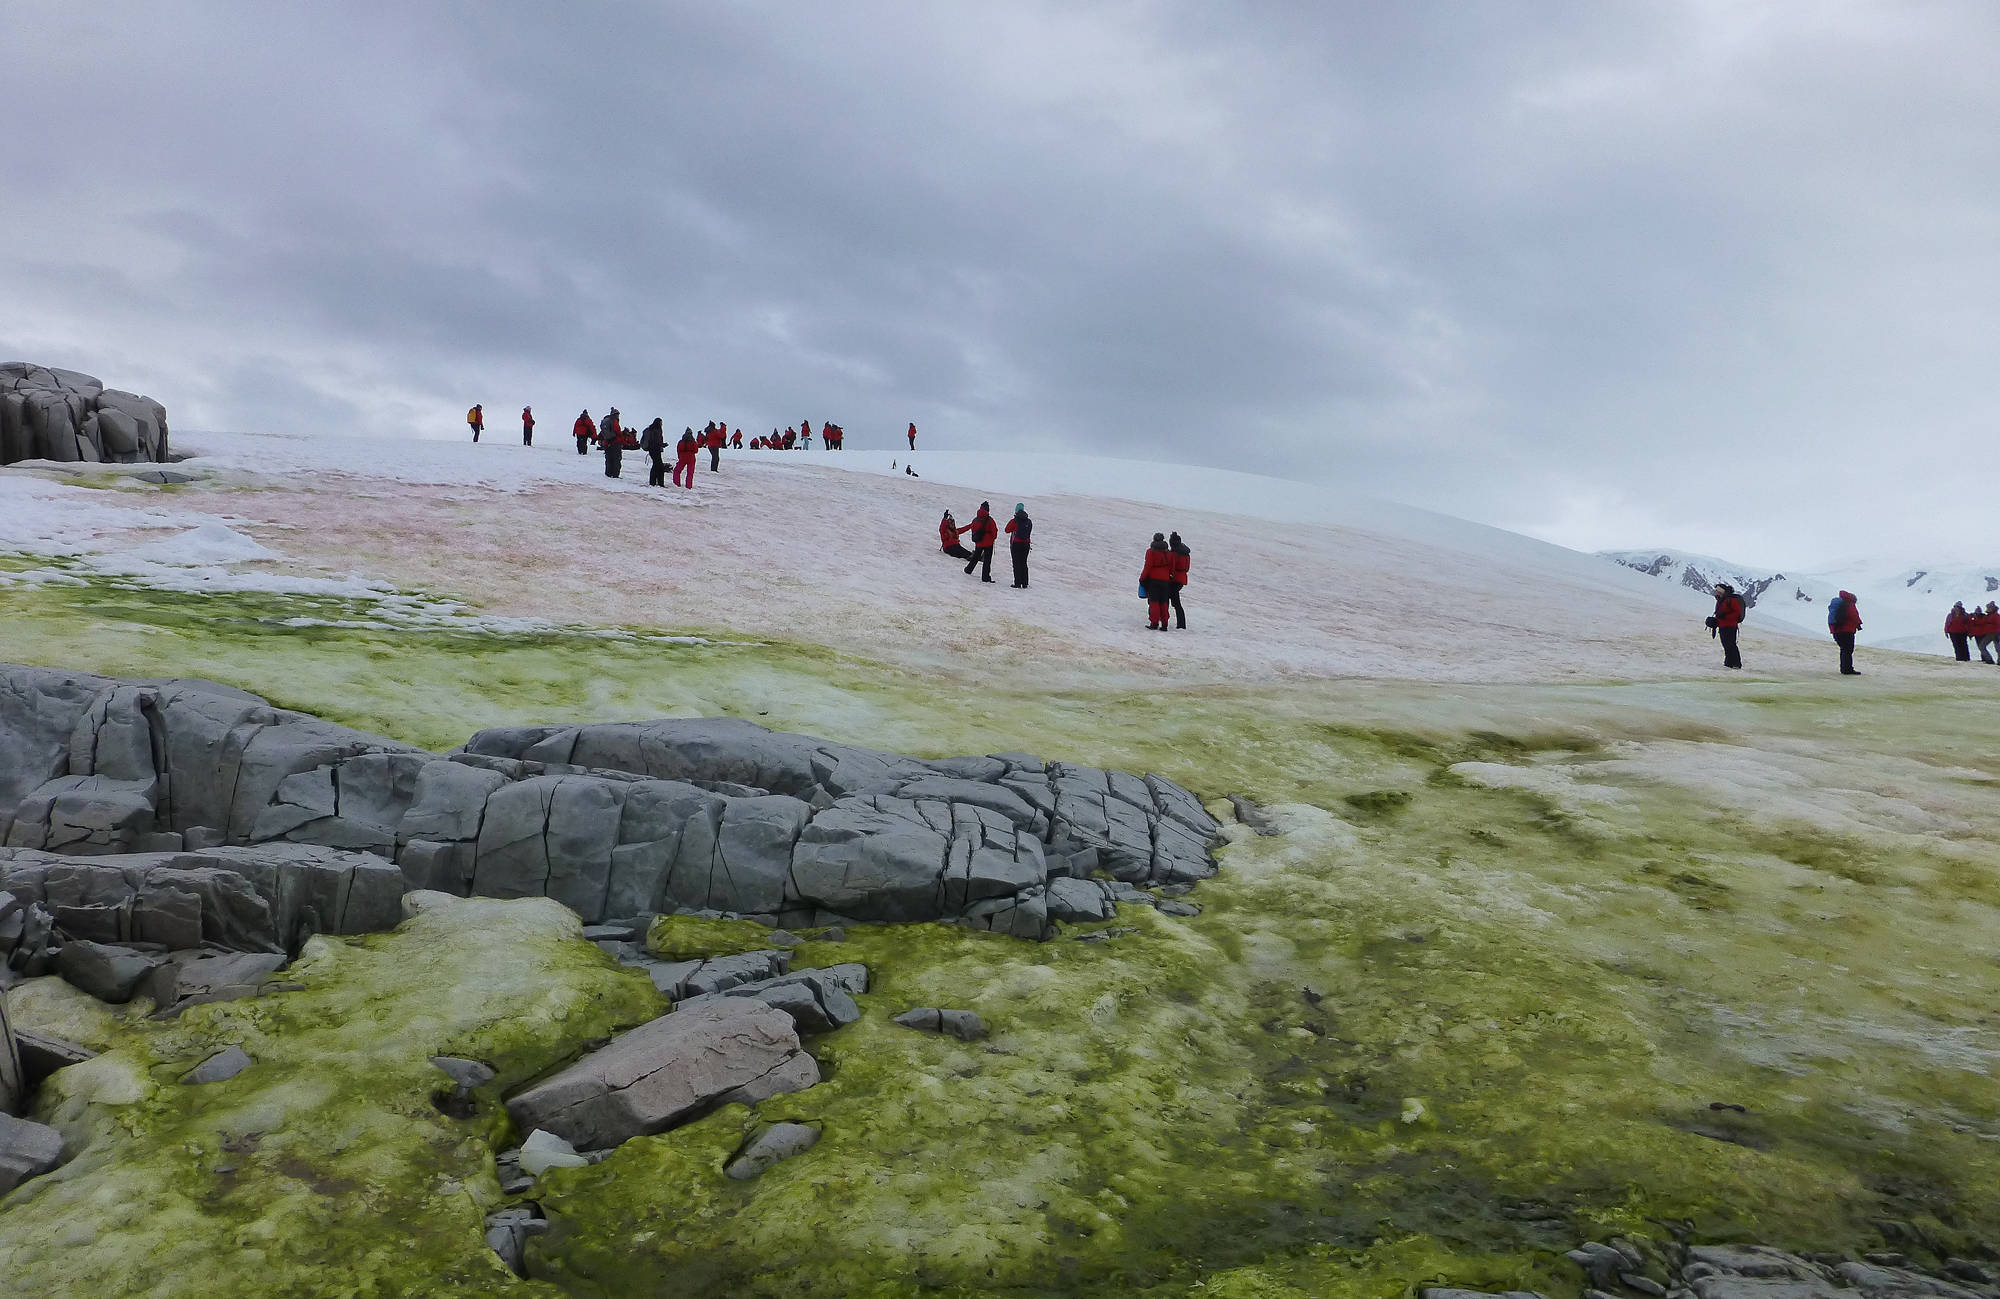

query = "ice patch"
(108, 522), (279, 567)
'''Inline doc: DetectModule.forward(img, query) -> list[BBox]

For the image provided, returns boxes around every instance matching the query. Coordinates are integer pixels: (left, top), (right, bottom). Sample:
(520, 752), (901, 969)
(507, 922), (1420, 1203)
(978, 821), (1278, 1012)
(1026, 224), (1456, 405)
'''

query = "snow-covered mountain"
(1602, 548), (2000, 653)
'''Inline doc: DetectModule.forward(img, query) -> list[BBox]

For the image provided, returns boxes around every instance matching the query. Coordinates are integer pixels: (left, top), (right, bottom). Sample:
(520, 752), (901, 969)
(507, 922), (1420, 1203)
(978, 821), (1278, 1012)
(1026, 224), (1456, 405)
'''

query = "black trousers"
(647, 451), (666, 486)
(943, 544), (973, 560)
(1010, 542), (1029, 587)
(576, 436), (589, 455)
(965, 545), (993, 580)
(523, 427), (533, 446)
(1168, 583), (1186, 628)
(1834, 632), (1856, 674)
(709, 446), (720, 471)
(604, 450), (622, 479)
(1951, 632), (1970, 661)
(470, 424), (481, 442)
(1719, 625), (1740, 668)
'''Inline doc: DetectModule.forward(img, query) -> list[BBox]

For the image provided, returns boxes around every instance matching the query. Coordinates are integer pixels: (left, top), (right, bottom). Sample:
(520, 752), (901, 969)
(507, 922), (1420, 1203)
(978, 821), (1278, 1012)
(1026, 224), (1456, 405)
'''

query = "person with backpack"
(1166, 532), (1191, 629)
(1827, 590), (1862, 675)
(1706, 582), (1746, 669)
(1004, 504), (1032, 587)
(573, 410), (593, 455)
(520, 406), (535, 446)
(640, 418), (667, 487)
(1142, 533), (1177, 630)
(598, 409), (623, 478)
(467, 404), (484, 442)
(939, 510), (972, 561)
(964, 502), (998, 581)
(1975, 602), (2000, 664)
(1946, 602), (1972, 661)
(673, 428), (700, 488)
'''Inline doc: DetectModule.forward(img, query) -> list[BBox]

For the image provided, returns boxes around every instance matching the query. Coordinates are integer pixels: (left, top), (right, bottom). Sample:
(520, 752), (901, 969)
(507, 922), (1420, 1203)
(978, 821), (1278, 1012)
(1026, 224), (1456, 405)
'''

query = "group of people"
(1141, 532), (1193, 630)
(749, 421), (845, 450)
(1944, 601), (2000, 663)
(470, 402), (882, 460)
(939, 502), (1032, 587)
(1707, 582), (1866, 675)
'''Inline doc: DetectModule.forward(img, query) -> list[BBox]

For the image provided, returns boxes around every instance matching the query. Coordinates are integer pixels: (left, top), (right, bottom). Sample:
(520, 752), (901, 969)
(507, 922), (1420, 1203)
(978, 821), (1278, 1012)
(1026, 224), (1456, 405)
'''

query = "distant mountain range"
(1600, 549), (2000, 654)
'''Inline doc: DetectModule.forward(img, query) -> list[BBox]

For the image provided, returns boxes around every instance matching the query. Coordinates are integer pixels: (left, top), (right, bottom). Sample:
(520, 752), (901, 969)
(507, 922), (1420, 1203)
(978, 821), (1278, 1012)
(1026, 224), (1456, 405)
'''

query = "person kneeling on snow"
(1706, 582), (1745, 669)
(940, 511), (973, 561)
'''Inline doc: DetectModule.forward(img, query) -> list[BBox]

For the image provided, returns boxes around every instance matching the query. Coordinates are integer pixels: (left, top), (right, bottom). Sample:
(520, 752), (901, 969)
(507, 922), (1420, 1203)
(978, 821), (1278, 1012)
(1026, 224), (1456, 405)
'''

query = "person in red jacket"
(1946, 602), (1972, 661)
(467, 404), (484, 442)
(573, 410), (593, 455)
(939, 510), (972, 561)
(705, 422), (725, 471)
(1166, 532), (1191, 629)
(673, 428), (700, 488)
(1141, 533), (1177, 630)
(963, 502), (998, 581)
(907, 422), (917, 450)
(730, 428), (742, 449)
(1975, 602), (2000, 664)
(1706, 581), (1745, 669)
(521, 406), (534, 446)
(1003, 503), (1033, 587)
(1828, 590), (1862, 675)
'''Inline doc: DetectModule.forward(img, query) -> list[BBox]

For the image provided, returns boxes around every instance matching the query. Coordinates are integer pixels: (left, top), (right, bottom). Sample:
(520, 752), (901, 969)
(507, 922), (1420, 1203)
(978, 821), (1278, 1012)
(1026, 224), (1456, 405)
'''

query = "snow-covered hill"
(1602, 548), (2000, 653)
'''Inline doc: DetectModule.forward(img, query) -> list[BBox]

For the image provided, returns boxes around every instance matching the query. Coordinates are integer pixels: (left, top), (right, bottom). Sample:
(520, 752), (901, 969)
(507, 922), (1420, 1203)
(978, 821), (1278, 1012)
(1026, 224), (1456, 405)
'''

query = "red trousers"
(1148, 599), (1169, 627)
(672, 455), (697, 487)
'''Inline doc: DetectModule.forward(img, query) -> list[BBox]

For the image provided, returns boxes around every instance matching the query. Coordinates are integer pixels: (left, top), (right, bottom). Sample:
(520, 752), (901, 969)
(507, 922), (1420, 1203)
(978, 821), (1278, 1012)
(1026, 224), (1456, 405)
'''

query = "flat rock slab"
(0, 1111), (64, 1195)
(893, 1007), (988, 1041)
(180, 1045), (252, 1085)
(506, 999), (817, 1150)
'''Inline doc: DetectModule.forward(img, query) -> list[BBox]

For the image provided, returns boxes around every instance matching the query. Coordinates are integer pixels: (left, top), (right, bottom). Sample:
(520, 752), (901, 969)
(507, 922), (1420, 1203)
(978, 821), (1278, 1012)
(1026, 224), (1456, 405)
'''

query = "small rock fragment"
(893, 1007), (986, 1041)
(180, 1045), (253, 1085)
(430, 1056), (496, 1092)
(518, 1128), (591, 1175)
(0, 1112), (65, 1194)
(724, 1121), (820, 1180)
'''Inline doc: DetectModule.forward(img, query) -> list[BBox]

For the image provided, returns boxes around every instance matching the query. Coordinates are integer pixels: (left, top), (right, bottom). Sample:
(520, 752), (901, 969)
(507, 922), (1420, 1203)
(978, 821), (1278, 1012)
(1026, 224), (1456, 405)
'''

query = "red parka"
(1946, 607), (1970, 635)
(1970, 609), (2000, 637)
(1712, 592), (1744, 628)
(967, 509), (998, 547)
(573, 414), (593, 441)
(676, 432), (699, 461)
(939, 518), (961, 550)
(707, 426), (725, 449)
(1829, 591), (1863, 636)
(1141, 545), (1175, 585)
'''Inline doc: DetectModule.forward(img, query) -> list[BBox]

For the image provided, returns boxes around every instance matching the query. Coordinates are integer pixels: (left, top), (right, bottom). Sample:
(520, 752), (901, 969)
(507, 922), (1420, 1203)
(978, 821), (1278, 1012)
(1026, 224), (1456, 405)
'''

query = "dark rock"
(484, 1204), (548, 1278)
(894, 1007), (987, 1041)
(0, 1112), (65, 1194)
(505, 1000), (817, 1150)
(56, 939), (158, 1003)
(0, 996), (20, 1115)
(725, 1121), (820, 1179)
(147, 950), (286, 1015)
(13, 1029), (96, 1086)
(180, 1045), (252, 1084)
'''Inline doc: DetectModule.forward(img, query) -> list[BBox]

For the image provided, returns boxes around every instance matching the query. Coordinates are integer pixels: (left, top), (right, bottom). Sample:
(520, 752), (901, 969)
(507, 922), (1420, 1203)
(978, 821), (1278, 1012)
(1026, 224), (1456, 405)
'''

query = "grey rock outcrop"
(0, 1112), (65, 1195)
(180, 1045), (252, 1085)
(0, 665), (1224, 965)
(0, 996), (21, 1115)
(505, 999), (818, 1151)
(0, 363), (169, 466)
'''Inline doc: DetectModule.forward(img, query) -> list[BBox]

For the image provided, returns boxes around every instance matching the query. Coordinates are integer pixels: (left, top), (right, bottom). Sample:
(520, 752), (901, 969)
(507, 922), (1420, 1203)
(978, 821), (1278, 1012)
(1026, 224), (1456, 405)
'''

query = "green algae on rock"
(0, 894), (661, 1299)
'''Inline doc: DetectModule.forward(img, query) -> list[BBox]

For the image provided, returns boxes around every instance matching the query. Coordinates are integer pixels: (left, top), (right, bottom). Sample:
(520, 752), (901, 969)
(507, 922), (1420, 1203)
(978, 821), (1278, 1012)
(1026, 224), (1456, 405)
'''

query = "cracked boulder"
(505, 999), (818, 1150)
(0, 362), (170, 465)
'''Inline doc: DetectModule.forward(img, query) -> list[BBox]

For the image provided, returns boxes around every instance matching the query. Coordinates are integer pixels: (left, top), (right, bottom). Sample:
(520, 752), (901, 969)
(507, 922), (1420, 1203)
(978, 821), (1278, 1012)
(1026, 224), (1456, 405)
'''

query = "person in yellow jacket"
(467, 404), (484, 442)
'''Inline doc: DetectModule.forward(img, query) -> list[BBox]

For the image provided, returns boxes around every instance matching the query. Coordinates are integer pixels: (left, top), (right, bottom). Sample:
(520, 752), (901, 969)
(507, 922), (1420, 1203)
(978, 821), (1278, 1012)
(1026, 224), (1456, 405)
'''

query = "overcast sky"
(6, 2), (1997, 565)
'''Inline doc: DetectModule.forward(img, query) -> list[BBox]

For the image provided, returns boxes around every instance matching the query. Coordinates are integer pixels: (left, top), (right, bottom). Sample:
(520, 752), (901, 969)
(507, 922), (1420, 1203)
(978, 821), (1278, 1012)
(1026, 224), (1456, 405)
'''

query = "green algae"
(0, 896), (662, 1299)
(4, 576), (2000, 1294)
(645, 914), (799, 960)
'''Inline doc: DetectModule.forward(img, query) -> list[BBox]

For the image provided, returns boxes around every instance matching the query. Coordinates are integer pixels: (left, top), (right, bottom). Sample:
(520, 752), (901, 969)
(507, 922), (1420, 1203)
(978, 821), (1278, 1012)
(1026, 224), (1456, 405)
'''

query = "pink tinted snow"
(18, 432), (1876, 686)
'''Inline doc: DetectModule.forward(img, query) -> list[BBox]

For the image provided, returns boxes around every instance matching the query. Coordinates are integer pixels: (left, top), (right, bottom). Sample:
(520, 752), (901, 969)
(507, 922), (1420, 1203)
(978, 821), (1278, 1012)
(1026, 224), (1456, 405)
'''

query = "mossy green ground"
(3, 574), (1999, 1296)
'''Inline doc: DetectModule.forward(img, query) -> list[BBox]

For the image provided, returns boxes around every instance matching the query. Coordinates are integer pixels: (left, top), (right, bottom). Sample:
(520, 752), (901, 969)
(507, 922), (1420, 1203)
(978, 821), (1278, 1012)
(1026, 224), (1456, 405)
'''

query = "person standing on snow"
(467, 404), (484, 442)
(673, 428), (700, 488)
(1827, 590), (1862, 675)
(707, 422), (725, 471)
(1976, 602), (2000, 664)
(573, 410), (593, 455)
(907, 422), (917, 450)
(1946, 602), (1972, 661)
(1141, 533), (1177, 630)
(599, 409), (623, 479)
(1166, 532), (1192, 629)
(641, 418), (667, 487)
(521, 406), (535, 446)
(964, 502), (998, 582)
(939, 510), (973, 561)
(1004, 504), (1032, 588)
(1705, 582), (1745, 669)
